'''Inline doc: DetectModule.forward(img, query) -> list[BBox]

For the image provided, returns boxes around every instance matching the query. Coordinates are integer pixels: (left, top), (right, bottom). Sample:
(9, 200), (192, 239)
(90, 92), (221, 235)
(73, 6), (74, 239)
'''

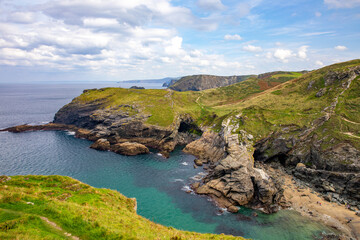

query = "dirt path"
(165, 89), (174, 109)
(342, 117), (360, 125)
(342, 132), (360, 139)
(262, 166), (360, 239)
(40, 216), (80, 240)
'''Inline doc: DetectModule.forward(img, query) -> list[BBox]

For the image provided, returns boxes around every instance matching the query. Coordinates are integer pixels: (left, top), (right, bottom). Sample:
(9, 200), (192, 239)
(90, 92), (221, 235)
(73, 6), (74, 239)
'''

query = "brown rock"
(90, 138), (110, 151)
(112, 142), (149, 156)
(296, 163), (306, 169)
(227, 205), (239, 213)
(75, 128), (92, 139)
(194, 159), (203, 166)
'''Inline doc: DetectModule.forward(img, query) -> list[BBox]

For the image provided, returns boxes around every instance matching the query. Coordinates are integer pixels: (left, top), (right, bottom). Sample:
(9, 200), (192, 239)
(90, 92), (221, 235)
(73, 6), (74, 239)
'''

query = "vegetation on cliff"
(0, 175), (244, 240)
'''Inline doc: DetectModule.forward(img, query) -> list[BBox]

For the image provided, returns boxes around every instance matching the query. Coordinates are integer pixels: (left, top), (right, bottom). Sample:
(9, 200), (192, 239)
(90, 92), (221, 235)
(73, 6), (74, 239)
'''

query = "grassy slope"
(0, 175), (244, 240)
(76, 72), (302, 127)
(214, 59), (360, 148)
(72, 60), (360, 148)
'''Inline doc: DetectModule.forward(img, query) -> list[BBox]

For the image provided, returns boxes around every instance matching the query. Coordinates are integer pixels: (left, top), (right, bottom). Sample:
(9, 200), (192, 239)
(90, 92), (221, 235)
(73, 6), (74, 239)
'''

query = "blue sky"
(0, 0), (359, 82)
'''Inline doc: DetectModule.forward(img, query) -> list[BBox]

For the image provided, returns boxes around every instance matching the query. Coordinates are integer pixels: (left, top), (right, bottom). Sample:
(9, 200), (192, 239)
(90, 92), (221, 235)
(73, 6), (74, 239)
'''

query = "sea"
(0, 82), (336, 240)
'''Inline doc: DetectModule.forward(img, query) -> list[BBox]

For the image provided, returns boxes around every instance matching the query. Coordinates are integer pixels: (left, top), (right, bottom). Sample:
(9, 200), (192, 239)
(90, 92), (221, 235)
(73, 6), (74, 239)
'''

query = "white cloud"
(301, 31), (335, 37)
(334, 45), (348, 51)
(315, 11), (322, 17)
(197, 0), (226, 11)
(316, 60), (324, 66)
(7, 12), (36, 24)
(324, 0), (360, 8)
(298, 45), (309, 59)
(224, 34), (242, 40)
(83, 18), (119, 28)
(243, 44), (262, 52)
(273, 49), (293, 62)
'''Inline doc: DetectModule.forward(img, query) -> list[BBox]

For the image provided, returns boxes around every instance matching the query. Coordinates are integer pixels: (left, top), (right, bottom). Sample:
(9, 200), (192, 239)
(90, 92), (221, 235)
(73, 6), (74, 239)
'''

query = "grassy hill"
(0, 175), (244, 240)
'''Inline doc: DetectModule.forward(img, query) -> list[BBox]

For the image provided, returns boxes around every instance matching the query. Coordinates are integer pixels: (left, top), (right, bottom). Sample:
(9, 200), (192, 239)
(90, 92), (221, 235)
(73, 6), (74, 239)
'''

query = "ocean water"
(0, 83), (336, 240)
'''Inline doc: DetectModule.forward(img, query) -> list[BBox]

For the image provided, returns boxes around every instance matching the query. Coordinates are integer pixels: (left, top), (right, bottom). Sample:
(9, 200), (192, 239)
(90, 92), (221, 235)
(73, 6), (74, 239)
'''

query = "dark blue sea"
(0, 82), (336, 239)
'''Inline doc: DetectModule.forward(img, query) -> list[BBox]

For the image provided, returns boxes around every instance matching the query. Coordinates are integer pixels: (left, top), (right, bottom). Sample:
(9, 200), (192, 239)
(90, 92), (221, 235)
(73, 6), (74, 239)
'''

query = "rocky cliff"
(2, 60), (360, 220)
(53, 98), (201, 157)
(169, 74), (253, 91)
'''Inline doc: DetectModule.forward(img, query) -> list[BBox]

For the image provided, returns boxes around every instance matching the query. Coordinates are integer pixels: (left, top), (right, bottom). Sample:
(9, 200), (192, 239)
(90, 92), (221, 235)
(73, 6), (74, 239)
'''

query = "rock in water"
(90, 139), (111, 151)
(111, 142), (149, 156)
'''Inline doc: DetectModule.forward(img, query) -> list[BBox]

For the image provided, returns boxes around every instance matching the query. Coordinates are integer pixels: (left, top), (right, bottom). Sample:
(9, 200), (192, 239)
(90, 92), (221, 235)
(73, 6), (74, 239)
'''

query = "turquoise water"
(0, 83), (336, 239)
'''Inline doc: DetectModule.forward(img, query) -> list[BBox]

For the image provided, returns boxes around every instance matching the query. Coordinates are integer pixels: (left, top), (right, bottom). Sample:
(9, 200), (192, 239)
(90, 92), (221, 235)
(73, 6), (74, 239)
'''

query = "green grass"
(0, 175), (245, 240)
(67, 59), (360, 151)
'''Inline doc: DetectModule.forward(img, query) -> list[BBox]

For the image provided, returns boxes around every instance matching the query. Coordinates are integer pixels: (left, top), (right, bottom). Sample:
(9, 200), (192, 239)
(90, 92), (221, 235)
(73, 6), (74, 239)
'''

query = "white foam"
(181, 162), (188, 166)
(66, 131), (75, 136)
(190, 172), (207, 181)
(156, 153), (163, 157)
(173, 179), (184, 182)
(181, 185), (194, 194)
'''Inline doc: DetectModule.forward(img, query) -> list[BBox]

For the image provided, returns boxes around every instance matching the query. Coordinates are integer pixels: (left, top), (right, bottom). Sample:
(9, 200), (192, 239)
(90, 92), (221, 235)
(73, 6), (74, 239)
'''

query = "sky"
(0, 0), (359, 82)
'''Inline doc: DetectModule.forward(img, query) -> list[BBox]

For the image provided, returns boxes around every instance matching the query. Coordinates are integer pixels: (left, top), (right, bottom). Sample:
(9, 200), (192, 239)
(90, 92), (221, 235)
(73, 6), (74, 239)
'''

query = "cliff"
(2, 60), (360, 228)
(167, 71), (302, 92)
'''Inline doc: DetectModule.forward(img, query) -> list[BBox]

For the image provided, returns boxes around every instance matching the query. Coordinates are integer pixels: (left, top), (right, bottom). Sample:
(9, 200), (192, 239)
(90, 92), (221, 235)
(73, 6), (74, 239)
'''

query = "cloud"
(273, 49), (293, 62)
(334, 45), (348, 50)
(224, 34), (242, 40)
(324, 0), (360, 8)
(243, 44), (262, 52)
(197, 0), (226, 11)
(7, 12), (36, 24)
(315, 60), (324, 66)
(301, 31), (335, 37)
(40, 0), (218, 31)
(315, 11), (322, 17)
(298, 45), (309, 59)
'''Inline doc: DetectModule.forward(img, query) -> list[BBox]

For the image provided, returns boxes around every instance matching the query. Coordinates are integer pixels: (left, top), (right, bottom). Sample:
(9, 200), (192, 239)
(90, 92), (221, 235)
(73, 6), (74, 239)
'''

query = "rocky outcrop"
(169, 75), (252, 91)
(52, 98), (201, 156)
(183, 131), (227, 165)
(252, 66), (360, 208)
(111, 142), (149, 156)
(189, 118), (284, 213)
(90, 139), (111, 151)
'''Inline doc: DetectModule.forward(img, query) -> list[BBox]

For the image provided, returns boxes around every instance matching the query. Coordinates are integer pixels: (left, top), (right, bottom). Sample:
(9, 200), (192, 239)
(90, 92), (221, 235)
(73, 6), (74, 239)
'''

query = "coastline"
(2, 124), (359, 239)
(260, 164), (360, 240)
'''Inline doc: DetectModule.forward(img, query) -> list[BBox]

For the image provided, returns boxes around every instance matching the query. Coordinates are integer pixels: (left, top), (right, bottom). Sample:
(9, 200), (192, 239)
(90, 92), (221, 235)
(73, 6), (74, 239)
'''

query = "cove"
(0, 83), (336, 239)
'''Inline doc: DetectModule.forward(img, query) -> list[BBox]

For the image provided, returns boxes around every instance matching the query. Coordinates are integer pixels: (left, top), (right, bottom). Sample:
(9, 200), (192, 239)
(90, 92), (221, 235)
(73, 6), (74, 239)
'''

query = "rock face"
(183, 131), (227, 165)
(253, 66), (360, 208)
(188, 118), (284, 213)
(169, 75), (252, 91)
(53, 98), (200, 156)
(111, 142), (149, 156)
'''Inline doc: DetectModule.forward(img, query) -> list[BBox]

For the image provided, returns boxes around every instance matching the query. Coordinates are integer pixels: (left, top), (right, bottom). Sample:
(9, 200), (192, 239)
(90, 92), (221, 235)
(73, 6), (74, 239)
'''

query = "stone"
(227, 205), (239, 213)
(295, 163), (306, 169)
(194, 159), (203, 166)
(315, 88), (326, 97)
(90, 138), (110, 151)
(111, 142), (149, 156)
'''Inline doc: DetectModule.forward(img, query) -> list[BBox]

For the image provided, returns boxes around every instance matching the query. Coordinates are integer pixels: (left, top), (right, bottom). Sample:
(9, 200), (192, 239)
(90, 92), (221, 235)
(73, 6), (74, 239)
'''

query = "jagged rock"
(90, 139), (110, 151)
(227, 205), (239, 213)
(111, 142), (149, 156)
(194, 159), (203, 166)
(296, 163), (306, 169)
(183, 131), (226, 164)
(315, 88), (326, 97)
